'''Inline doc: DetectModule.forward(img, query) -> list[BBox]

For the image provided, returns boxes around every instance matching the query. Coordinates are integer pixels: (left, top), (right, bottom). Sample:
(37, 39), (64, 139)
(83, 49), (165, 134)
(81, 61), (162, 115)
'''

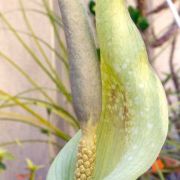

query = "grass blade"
(0, 27), (69, 69)
(0, 12), (71, 101)
(0, 90), (70, 141)
(0, 51), (55, 103)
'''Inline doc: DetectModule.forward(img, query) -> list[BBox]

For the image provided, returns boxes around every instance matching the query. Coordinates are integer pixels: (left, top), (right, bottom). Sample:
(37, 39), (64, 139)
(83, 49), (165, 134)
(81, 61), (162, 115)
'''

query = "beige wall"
(0, 0), (55, 179)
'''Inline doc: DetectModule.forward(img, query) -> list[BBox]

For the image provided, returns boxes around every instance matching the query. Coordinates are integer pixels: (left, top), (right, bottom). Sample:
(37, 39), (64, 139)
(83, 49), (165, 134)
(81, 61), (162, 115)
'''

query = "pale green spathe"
(47, 0), (168, 179)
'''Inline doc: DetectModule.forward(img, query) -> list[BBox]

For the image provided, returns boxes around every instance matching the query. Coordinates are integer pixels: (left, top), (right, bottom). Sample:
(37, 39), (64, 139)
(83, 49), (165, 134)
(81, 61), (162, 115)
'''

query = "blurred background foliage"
(0, 0), (179, 179)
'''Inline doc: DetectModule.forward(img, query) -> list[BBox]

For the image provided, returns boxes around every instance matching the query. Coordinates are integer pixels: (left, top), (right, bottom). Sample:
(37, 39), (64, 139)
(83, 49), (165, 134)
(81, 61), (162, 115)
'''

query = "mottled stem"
(58, 0), (102, 125)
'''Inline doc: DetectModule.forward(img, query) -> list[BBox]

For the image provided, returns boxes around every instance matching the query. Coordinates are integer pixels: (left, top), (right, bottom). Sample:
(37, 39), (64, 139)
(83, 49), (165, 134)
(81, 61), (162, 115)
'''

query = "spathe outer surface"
(47, 0), (169, 179)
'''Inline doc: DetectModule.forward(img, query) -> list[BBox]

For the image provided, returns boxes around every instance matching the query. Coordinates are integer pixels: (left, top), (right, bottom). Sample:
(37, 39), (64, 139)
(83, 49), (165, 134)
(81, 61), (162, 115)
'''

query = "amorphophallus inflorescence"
(47, 0), (169, 179)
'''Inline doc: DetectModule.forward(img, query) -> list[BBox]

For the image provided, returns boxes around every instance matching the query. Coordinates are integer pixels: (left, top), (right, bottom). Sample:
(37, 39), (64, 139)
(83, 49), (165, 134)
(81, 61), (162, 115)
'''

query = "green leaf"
(97, 48), (101, 61)
(128, 6), (149, 31)
(137, 16), (149, 31)
(89, 0), (96, 15)
(0, 162), (6, 171)
(128, 6), (141, 24)
(46, 107), (52, 116)
(41, 128), (50, 135)
(26, 159), (43, 171)
(0, 149), (14, 160)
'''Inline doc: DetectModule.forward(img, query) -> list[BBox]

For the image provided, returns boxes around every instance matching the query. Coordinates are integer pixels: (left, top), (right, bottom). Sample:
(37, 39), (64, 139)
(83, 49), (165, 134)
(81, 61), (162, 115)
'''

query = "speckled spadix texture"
(47, 0), (169, 180)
